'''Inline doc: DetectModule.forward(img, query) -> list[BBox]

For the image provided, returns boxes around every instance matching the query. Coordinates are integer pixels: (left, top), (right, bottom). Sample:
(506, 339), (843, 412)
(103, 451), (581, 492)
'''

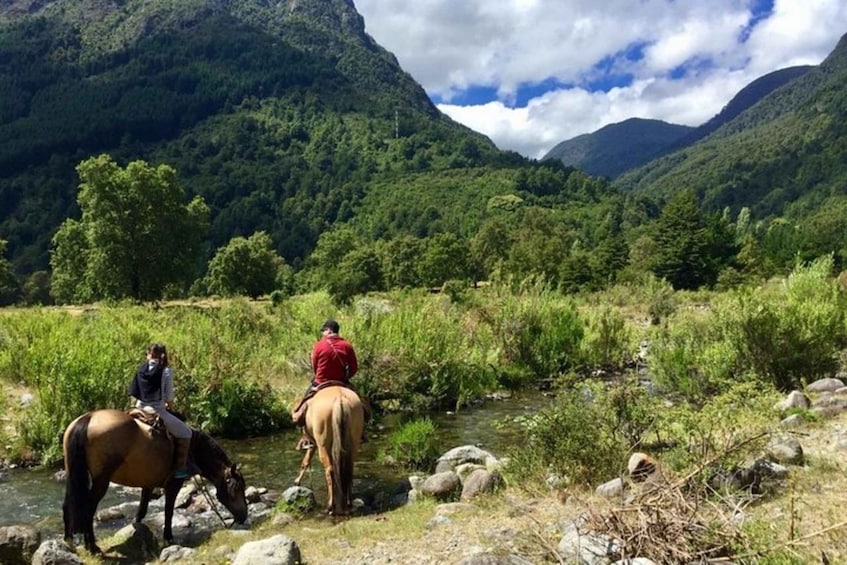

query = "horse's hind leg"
(316, 447), (336, 514)
(84, 477), (111, 554)
(294, 447), (315, 485)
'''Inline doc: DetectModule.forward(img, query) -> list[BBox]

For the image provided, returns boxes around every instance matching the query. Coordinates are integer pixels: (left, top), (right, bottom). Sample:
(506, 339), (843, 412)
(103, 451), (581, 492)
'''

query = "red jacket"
(312, 335), (358, 385)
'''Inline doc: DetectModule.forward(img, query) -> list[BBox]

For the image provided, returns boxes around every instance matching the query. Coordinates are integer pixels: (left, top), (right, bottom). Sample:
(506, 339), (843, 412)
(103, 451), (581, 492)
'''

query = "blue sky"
(355, 0), (847, 158)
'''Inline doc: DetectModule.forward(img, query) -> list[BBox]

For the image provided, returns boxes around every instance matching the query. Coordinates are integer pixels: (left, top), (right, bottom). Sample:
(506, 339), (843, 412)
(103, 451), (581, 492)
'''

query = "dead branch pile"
(584, 471), (747, 563)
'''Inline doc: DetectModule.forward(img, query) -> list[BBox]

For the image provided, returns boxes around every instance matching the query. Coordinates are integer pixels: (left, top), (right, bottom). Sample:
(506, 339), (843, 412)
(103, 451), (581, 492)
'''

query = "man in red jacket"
(292, 319), (364, 450)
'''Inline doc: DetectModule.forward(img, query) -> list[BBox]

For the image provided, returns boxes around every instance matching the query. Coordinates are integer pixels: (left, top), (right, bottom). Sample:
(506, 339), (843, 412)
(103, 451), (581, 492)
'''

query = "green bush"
(504, 384), (622, 488)
(378, 417), (439, 471)
(721, 256), (846, 390)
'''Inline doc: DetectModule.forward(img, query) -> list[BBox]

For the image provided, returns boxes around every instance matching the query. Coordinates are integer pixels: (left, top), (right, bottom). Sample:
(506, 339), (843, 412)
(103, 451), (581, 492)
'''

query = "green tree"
(50, 155), (209, 302)
(22, 271), (52, 306)
(418, 232), (468, 288)
(0, 239), (21, 306)
(651, 189), (709, 290)
(205, 231), (286, 298)
(470, 218), (513, 283)
(380, 235), (425, 289)
(327, 245), (383, 304)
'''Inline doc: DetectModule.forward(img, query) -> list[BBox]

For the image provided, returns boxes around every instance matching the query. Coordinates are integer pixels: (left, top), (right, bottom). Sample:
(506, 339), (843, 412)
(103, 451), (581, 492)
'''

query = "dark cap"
(320, 319), (340, 333)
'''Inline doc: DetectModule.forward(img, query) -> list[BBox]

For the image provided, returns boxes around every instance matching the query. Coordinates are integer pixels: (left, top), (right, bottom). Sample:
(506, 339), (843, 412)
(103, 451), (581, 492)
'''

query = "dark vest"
(130, 361), (164, 403)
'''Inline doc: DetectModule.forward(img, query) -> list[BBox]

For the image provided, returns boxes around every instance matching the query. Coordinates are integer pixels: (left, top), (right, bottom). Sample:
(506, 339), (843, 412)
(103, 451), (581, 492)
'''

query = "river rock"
(160, 544), (196, 562)
(627, 453), (657, 481)
(0, 525), (40, 565)
(766, 436), (804, 465)
(774, 390), (810, 411)
(807, 378), (845, 393)
(557, 519), (619, 564)
(461, 469), (503, 500)
(435, 445), (497, 473)
(281, 486), (316, 512)
(231, 534), (301, 565)
(421, 471), (462, 500)
(31, 539), (82, 565)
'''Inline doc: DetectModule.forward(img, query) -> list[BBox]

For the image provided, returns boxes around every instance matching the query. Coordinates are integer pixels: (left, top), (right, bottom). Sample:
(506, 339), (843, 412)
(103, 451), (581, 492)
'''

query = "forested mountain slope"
(615, 33), (847, 219)
(0, 0), (523, 273)
(542, 118), (694, 180)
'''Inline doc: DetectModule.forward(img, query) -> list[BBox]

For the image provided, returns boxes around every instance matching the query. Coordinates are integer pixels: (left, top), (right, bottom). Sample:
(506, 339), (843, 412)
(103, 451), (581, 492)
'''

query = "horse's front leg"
(135, 487), (153, 523)
(162, 478), (184, 544)
(294, 447), (315, 485)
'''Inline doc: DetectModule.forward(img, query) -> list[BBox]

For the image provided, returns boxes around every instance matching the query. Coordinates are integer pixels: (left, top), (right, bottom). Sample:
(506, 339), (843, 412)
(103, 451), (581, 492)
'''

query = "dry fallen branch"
(583, 433), (773, 563)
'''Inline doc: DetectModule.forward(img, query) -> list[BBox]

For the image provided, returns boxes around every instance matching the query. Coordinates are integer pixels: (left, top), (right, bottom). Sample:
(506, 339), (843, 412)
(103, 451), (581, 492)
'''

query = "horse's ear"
(230, 463), (238, 475)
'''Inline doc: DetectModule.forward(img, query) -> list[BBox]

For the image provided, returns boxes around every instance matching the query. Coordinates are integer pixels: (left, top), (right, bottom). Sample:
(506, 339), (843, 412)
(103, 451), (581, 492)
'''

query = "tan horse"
(62, 409), (248, 554)
(294, 386), (364, 515)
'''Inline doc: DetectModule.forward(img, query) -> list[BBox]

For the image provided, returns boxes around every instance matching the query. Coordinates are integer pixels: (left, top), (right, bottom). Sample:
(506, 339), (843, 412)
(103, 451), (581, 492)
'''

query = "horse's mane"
(191, 429), (233, 469)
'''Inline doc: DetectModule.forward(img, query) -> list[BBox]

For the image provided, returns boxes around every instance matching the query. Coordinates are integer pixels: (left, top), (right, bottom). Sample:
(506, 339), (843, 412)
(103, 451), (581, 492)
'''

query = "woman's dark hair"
(148, 343), (169, 368)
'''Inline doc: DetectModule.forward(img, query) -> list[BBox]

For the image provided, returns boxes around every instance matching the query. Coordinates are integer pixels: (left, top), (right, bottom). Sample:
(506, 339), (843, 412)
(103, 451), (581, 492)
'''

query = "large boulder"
(435, 446), (497, 474)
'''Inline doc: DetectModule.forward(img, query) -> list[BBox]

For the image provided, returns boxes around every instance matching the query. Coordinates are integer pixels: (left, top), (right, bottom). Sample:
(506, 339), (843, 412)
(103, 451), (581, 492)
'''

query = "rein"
(192, 475), (230, 527)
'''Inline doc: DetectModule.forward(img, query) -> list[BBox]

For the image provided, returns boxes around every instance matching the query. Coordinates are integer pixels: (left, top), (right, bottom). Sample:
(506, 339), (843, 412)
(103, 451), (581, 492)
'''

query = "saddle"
(128, 406), (169, 436)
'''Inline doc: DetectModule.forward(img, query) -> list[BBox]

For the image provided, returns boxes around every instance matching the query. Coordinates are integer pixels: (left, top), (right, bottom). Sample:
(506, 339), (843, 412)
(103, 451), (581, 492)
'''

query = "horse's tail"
(330, 396), (353, 512)
(63, 414), (92, 535)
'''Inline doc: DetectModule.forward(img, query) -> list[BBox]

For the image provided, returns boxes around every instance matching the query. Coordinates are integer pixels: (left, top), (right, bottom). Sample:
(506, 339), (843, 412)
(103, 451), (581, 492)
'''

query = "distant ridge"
(542, 118), (693, 179)
(543, 65), (813, 179)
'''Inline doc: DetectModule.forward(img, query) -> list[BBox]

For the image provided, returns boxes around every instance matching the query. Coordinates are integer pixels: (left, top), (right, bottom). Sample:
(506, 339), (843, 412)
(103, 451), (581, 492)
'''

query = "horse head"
(191, 431), (248, 523)
(215, 463), (248, 523)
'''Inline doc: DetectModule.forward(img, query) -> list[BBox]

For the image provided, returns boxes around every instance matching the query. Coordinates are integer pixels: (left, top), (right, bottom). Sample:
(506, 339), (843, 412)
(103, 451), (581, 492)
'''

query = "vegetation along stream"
(0, 391), (550, 537)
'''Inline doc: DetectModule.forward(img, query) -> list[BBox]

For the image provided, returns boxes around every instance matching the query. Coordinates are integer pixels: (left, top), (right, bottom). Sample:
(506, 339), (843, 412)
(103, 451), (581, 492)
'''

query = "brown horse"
(62, 409), (248, 554)
(294, 386), (364, 515)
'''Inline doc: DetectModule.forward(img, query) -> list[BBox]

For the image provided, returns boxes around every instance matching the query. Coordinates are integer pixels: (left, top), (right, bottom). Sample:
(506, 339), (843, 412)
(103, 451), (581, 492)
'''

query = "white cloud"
(354, 0), (847, 158)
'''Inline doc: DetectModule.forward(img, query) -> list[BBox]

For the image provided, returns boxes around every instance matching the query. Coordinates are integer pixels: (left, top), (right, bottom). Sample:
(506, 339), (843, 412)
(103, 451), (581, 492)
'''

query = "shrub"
(504, 384), (622, 488)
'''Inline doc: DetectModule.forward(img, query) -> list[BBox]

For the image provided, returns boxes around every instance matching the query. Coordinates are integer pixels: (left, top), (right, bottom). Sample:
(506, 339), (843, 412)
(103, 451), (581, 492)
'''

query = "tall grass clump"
(9, 311), (139, 464)
(377, 417), (439, 471)
(658, 381), (781, 473)
(650, 257), (846, 399)
(649, 307), (736, 402)
(577, 305), (634, 370)
(481, 279), (583, 382)
(350, 292), (493, 411)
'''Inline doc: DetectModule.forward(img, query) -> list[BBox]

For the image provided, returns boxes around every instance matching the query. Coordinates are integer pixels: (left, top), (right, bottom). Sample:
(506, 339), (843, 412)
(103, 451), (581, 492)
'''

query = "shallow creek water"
(0, 391), (553, 537)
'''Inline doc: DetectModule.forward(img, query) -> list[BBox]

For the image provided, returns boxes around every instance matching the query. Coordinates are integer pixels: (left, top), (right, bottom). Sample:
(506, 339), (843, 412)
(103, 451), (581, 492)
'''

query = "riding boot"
(291, 401), (307, 427)
(172, 437), (191, 479)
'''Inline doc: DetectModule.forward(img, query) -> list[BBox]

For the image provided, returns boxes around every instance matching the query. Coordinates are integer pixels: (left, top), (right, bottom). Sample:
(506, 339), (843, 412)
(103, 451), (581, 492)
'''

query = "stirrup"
(296, 438), (314, 451)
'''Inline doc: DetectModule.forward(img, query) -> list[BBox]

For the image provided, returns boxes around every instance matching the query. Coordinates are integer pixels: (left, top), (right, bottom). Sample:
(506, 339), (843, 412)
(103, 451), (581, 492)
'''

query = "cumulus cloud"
(355, 0), (847, 158)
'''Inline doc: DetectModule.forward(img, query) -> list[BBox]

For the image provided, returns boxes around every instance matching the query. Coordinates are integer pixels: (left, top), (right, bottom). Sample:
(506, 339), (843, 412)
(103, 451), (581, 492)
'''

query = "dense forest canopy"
(0, 1), (846, 305)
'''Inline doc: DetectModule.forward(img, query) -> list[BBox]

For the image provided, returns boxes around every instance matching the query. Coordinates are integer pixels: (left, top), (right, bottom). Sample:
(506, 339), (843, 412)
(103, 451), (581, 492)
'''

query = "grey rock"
(31, 539), (83, 565)
(461, 470), (503, 500)
(0, 525), (40, 565)
(421, 471), (462, 500)
(231, 534), (301, 565)
(807, 378), (845, 393)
